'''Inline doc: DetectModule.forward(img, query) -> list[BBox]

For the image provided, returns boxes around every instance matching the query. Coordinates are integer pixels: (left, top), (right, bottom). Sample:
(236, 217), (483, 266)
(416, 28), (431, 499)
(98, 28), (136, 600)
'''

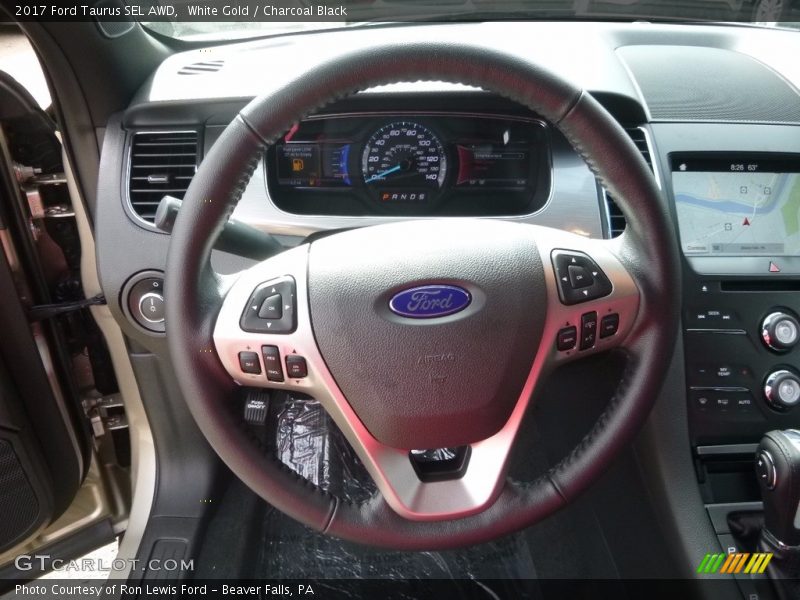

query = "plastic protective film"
(260, 394), (537, 586)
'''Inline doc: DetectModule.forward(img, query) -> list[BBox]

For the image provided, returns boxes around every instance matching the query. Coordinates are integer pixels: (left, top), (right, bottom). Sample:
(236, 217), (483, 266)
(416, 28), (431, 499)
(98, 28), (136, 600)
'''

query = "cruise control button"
(557, 326), (578, 351)
(258, 294), (283, 319)
(238, 351), (261, 375)
(285, 355), (308, 379)
(580, 312), (598, 350)
(261, 345), (284, 382)
(599, 313), (619, 338)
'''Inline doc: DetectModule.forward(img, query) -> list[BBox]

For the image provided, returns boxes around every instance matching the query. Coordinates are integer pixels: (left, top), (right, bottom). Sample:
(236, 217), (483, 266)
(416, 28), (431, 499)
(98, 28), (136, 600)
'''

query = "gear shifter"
(757, 430), (800, 546)
(756, 430), (800, 598)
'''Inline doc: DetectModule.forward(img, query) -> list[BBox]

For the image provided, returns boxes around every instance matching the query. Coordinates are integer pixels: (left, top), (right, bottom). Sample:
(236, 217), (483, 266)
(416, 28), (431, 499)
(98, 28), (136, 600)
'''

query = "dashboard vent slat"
(128, 131), (198, 224)
(603, 127), (655, 238)
(178, 60), (225, 76)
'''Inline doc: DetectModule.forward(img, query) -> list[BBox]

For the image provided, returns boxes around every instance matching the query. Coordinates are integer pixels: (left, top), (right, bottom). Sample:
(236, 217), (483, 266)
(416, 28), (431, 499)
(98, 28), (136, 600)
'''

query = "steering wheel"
(165, 42), (679, 550)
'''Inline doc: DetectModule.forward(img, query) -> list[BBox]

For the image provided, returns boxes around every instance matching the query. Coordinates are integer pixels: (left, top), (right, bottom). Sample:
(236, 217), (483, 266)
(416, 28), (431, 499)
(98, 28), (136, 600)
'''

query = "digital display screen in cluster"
(276, 143), (351, 187)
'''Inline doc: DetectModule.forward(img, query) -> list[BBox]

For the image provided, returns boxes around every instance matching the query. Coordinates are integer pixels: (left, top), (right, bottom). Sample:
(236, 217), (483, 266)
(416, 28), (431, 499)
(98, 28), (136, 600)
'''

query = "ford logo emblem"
(389, 284), (472, 319)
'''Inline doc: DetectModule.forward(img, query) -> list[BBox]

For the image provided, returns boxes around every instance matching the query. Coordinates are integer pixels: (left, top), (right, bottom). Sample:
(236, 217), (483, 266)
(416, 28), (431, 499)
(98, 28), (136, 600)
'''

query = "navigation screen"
(673, 156), (800, 256)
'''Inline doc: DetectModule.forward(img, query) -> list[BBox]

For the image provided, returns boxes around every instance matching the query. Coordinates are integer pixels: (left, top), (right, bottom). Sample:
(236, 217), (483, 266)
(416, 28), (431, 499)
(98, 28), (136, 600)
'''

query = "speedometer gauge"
(361, 121), (447, 202)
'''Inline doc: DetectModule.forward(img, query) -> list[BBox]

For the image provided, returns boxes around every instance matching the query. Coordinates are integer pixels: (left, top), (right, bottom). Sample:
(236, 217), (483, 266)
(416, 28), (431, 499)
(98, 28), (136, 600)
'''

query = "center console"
(677, 153), (800, 442)
(653, 123), (800, 597)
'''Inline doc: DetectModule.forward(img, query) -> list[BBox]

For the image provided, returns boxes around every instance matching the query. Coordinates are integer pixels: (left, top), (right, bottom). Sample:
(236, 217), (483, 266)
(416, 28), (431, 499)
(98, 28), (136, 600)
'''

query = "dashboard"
(94, 21), (800, 594)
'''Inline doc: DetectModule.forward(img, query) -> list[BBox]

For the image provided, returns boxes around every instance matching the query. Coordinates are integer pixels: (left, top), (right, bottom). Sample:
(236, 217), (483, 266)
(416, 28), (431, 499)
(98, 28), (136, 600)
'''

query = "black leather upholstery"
(165, 42), (680, 549)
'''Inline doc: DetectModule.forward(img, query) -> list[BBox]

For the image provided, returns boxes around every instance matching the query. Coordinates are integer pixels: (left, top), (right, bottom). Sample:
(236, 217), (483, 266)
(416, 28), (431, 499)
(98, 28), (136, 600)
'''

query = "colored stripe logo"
(696, 552), (773, 574)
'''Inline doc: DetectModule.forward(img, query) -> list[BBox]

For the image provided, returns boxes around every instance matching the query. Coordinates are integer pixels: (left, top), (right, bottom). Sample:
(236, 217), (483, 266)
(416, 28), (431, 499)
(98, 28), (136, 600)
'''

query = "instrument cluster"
(266, 113), (551, 217)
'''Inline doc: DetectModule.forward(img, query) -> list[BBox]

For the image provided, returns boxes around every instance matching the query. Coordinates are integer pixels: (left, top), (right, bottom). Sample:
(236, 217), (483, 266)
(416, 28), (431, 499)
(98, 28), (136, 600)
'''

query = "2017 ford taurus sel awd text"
(0, 2), (799, 598)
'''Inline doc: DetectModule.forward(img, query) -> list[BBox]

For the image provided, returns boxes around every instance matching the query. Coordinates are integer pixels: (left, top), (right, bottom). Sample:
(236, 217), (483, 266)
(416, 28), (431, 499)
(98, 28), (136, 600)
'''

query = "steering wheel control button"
(261, 346), (285, 382)
(579, 312), (598, 350)
(238, 351), (261, 375)
(568, 265), (593, 289)
(557, 326), (578, 351)
(765, 370), (800, 411)
(240, 276), (296, 334)
(756, 450), (778, 490)
(551, 250), (612, 305)
(258, 294), (283, 319)
(761, 311), (800, 352)
(138, 292), (165, 324)
(285, 355), (308, 379)
(600, 313), (620, 338)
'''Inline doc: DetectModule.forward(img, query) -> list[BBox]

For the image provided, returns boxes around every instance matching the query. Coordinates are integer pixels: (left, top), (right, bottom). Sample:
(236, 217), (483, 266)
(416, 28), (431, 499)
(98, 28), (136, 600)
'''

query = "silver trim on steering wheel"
(213, 223), (639, 521)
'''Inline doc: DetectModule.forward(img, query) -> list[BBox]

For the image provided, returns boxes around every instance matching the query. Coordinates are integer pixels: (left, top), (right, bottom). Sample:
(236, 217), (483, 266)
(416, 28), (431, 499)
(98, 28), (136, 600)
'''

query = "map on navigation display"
(673, 160), (800, 257)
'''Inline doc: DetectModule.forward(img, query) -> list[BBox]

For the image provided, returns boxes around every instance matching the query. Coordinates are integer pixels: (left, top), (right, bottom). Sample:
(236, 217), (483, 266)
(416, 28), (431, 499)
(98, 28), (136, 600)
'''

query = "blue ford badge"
(389, 285), (471, 319)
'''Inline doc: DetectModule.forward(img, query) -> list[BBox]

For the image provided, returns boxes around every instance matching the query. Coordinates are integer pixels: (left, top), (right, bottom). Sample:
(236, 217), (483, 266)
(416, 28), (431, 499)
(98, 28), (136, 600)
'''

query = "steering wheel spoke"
(213, 223), (640, 521)
(536, 230), (641, 366)
(214, 240), (511, 520)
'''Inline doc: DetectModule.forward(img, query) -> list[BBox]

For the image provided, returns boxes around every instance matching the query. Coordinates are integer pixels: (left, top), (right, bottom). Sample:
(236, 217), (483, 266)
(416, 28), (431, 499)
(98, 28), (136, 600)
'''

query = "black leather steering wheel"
(165, 42), (680, 550)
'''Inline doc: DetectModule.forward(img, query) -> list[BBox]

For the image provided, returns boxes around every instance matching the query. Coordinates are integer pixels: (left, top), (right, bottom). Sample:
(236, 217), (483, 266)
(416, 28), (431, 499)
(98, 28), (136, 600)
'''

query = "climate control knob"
(762, 312), (800, 352)
(765, 370), (800, 411)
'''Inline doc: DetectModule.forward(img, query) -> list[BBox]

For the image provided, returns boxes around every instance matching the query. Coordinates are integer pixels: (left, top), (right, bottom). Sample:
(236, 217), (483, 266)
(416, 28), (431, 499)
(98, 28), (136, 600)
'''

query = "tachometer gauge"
(361, 121), (447, 202)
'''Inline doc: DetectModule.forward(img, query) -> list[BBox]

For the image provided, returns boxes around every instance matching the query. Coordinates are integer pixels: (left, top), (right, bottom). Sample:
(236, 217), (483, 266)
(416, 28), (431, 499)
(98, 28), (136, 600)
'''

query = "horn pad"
(307, 220), (547, 449)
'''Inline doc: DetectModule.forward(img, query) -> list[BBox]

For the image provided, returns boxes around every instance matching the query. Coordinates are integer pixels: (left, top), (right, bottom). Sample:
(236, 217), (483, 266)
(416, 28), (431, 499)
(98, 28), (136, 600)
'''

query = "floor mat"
(249, 393), (540, 596)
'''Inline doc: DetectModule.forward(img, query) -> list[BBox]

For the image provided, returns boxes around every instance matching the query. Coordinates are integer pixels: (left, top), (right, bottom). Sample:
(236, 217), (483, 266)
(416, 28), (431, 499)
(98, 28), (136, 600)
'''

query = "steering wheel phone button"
(599, 313), (619, 338)
(238, 351), (262, 375)
(261, 345), (285, 382)
(258, 293), (283, 319)
(579, 311), (598, 350)
(285, 355), (308, 379)
(557, 326), (578, 351)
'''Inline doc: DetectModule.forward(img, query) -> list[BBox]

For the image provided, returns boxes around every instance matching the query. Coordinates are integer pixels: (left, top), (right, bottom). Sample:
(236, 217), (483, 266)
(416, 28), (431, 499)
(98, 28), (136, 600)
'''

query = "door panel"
(0, 358), (55, 552)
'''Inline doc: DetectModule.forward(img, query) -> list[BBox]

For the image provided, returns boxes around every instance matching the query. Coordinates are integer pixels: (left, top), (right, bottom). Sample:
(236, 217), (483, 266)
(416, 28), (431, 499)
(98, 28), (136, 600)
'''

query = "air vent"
(603, 127), (655, 238)
(177, 60), (225, 75)
(128, 131), (198, 224)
